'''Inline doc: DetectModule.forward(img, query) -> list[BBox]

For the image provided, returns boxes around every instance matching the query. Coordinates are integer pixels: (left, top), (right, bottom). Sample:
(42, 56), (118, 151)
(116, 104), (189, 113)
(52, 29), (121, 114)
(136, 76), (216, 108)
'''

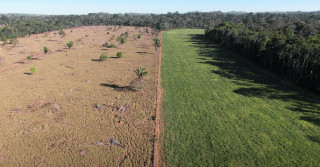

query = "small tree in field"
(135, 67), (148, 84)
(43, 47), (49, 56)
(26, 56), (32, 61)
(100, 53), (108, 61)
(117, 52), (123, 58)
(67, 41), (74, 50)
(30, 67), (36, 75)
(153, 38), (161, 51)
(130, 67), (148, 90)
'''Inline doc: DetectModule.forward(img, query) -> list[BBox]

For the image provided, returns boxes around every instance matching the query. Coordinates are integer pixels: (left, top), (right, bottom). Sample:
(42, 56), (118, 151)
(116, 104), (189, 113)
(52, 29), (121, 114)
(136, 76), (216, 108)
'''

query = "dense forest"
(1, 11), (320, 94)
(0, 12), (223, 39)
(205, 12), (320, 94)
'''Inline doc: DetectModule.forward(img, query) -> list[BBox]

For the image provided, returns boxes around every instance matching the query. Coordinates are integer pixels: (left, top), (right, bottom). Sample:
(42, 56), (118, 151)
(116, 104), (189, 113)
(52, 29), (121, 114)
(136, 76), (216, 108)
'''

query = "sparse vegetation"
(66, 41), (74, 50)
(117, 36), (126, 45)
(108, 43), (116, 48)
(99, 53), (108, 61)
(43, 46), (49, 55)
(102, 42), (109, 47)
(30, 67), (36, 75)
(116, 52), (123, 58)
(26, 56), (32, 61)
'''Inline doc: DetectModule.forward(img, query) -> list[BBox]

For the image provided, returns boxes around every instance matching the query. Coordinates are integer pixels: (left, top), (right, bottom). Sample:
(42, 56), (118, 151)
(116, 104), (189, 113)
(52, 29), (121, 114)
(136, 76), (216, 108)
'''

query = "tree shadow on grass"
(100, 83), (135, 92)
(187, 33), (320, 138)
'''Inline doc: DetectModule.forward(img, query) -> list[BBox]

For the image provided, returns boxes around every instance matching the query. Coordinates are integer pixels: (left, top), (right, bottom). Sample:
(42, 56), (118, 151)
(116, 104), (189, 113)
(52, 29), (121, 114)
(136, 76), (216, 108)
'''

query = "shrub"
(103, 42), (109, 47)
(108, 44), (116, 48)
(138, 34), (141, 39)
(67, 41), (74, 50)
(107, 32), (110, 35)
(26, 56), (32, 61)
(43, 47), (49, 55)
(117, 37), (126, 45)
(100, 53), (108, 61)
(9, 38), (19, 45)
(117, 52), (123, 58)
(30, 67), (36, 75)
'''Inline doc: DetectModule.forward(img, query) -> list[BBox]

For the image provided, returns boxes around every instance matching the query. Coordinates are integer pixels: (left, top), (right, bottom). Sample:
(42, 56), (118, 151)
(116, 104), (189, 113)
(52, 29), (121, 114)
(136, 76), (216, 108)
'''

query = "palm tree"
(134, 67), (148, 84)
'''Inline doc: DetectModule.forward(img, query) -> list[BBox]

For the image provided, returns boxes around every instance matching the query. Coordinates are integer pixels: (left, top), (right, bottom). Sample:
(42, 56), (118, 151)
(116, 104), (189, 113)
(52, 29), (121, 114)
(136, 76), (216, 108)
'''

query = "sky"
(0, 0), (319, 15)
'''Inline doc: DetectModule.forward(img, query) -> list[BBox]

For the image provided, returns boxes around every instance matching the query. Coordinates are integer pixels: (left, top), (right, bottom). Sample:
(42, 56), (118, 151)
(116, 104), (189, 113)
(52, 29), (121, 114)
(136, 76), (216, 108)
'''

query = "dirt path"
(153, 34), (163, 167)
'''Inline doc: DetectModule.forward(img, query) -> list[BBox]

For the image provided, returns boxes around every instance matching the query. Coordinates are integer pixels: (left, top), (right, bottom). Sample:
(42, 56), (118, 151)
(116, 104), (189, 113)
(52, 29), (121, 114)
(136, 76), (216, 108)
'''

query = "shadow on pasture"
(100, 83), (135, 92)
(91, 59), (103, 62)
(187, 33), (320, 137)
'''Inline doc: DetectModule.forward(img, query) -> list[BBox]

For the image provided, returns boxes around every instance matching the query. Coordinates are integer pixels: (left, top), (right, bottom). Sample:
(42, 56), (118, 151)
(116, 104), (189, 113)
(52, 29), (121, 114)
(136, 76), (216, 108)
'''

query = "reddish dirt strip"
(153, 34), (163, 167)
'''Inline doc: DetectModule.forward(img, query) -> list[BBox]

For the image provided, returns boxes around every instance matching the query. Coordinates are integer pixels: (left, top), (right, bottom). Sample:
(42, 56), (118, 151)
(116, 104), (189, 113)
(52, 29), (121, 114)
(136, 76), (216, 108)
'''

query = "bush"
(43, 47), (49, 54)
(9, 38), (19, 45)
(108, 43), (116, 48)
(67, 41), (74, 50)
(103, 42), (109, 47)
(100, 53), (108, 61)
(107, 32), (110, 35)
(26, 56), (32, 61)
(117, 52), (123, 58)
(30, 67), (36, 75)
(138, 34), (141, 39)
(117, 37), (126, 45)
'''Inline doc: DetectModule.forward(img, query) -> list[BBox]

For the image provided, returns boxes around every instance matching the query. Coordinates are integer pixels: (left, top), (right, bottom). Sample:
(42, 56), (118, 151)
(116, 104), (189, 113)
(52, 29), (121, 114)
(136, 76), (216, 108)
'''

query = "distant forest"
(0, 12), (320, 94)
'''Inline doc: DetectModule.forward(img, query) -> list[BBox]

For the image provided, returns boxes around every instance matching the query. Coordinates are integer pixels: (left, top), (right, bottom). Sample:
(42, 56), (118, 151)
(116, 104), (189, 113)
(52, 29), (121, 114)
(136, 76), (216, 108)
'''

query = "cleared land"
(161, 29), (320, 166)
(0, 26), (159, 166)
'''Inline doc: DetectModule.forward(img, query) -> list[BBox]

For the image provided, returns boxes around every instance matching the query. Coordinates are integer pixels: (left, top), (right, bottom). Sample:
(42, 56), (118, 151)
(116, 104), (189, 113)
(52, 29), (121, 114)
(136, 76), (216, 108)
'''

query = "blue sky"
(0, 0), (319, 15)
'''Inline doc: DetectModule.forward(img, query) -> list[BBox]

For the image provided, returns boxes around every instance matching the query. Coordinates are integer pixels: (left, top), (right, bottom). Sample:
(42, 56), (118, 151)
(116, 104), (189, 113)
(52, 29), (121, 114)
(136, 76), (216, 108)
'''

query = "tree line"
(205, 12), (320, 94)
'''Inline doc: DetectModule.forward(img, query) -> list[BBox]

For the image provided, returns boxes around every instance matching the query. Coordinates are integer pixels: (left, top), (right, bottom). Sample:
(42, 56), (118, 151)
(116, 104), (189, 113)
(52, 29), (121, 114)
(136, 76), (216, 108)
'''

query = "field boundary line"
(153, 32), (164, 167)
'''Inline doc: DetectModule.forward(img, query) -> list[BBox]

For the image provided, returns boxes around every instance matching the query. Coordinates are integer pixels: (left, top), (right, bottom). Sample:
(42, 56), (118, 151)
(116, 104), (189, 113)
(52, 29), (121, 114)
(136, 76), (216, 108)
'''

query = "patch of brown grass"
(0, 26), (158, 166)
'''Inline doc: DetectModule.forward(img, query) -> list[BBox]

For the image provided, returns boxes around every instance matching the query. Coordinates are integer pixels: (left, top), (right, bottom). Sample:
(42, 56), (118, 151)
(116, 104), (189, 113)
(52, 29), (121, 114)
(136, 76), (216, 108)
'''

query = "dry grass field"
(0, 26), (159, 166)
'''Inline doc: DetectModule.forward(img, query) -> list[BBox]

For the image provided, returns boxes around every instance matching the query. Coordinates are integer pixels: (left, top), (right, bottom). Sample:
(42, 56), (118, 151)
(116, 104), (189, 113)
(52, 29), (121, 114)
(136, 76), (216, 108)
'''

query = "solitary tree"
(134, 67), (148, 84)
(100, 53), (108, 61)
(43, 47), (49, 56)
(117, 52), (123, 58)
(153, 38), (161, 51)
(67, 41), (74, 50)
(30, 67), (36, 75)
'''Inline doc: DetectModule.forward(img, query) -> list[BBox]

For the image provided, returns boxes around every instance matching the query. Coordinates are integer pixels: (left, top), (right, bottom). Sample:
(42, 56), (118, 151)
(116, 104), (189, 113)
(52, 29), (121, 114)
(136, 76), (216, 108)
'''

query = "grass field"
(0, 26), (158, 166)
(161, 29), (320, 166)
